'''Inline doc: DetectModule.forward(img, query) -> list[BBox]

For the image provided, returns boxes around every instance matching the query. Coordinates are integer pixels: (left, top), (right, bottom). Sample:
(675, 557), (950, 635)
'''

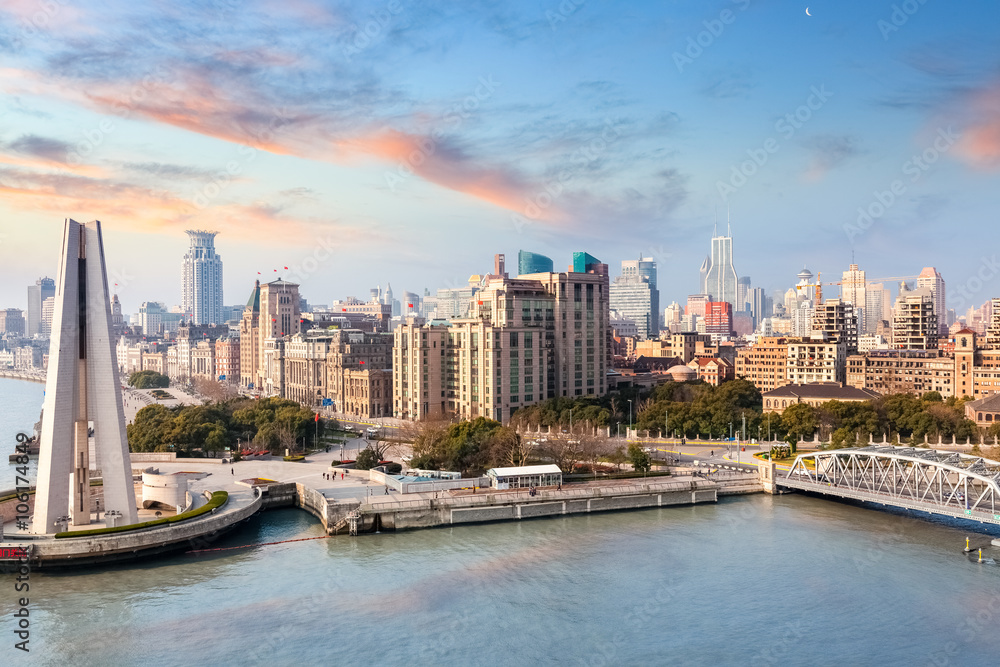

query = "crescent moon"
(805, 7), (812, 16)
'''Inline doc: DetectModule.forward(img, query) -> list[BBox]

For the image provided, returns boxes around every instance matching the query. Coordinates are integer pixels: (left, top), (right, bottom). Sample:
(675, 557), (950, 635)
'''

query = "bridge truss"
(781, 446), (1000, 525)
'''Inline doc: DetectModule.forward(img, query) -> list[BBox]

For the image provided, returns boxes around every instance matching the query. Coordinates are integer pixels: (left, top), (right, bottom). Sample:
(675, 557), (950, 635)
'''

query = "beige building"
(240, 278), (300, 391)
(634, 332), (714, 364)
(735, 337), (790, 392)
(239, 281), (260, 388)
(892, 288), (938, 350)
(763, 383), (880, 415)
(394, 258), (610, 423)
(325, 329), (393, 417)
(813, 298), (858, 353)
(215, 337), (240, 384)
(846, 349), (955, 397)
(786, 335), (846, 385)
(284, 332), (333, 407)
(190, 340), (216, 380)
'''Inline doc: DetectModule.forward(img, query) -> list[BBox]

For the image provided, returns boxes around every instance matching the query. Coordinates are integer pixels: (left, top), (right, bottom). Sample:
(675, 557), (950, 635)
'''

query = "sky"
(1, 0), (999, 317)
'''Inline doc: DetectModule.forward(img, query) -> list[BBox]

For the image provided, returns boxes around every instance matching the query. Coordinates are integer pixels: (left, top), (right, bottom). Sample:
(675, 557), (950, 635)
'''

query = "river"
(2, 378), (999, 666)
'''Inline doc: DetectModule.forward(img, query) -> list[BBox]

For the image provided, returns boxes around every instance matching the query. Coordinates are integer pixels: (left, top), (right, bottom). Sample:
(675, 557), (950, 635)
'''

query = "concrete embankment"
(1, 488), (263, 568)
(331, 476), (726, 534)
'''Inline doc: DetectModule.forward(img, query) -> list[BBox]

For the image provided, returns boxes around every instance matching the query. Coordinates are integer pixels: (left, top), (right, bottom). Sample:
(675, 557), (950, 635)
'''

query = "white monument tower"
(32, 220), (138, 533)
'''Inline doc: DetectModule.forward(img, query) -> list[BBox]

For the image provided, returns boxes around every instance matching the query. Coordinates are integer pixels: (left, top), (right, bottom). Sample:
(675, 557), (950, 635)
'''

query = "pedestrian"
(341, 472), (344, 480)
(231, 467), (234, 475)
(384, 487), (389, 495)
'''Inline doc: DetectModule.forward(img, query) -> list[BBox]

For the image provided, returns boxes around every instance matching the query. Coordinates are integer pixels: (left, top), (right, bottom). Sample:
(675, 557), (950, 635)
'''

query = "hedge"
(54, 491), (229, 538)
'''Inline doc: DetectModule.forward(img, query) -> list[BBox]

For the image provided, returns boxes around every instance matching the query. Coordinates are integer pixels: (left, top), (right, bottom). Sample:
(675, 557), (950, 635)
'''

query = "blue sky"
(1, 0), (998, 315)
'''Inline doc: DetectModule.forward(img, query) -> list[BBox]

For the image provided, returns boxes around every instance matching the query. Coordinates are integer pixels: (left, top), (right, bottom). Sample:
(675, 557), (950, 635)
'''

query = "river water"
(2, 378), (999, 666)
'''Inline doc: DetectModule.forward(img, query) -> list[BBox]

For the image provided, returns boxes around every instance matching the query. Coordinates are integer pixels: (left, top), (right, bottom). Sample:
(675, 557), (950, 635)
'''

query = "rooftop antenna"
(727, 203), (731, 236)
(713, 205), (718, 236)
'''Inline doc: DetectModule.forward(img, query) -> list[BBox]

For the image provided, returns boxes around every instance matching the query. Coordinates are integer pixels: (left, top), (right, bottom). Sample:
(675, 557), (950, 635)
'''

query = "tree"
(781, 404), (817, 450)
(193, 377), (237, 402)
(129, 370), (169, 389)
(628, 442), (651, 474)
(355, 447), (380, 470)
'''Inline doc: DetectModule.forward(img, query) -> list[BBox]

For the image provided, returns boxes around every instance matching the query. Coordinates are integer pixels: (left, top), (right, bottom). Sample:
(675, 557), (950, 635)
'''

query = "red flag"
(342, 308), (347, 312)
(314, 413), (319, 422)
(257, 271), (261, 275)
(284, 266), (288, 270)
(360, 360), (365, 365)
(408, 303), (413, 308)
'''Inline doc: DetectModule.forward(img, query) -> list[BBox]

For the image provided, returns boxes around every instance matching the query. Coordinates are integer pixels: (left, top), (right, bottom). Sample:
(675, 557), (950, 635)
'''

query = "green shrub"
(55, 491), (229, 538)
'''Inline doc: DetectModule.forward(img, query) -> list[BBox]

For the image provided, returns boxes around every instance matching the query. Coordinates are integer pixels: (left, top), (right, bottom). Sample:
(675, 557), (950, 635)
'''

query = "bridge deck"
(779, 472), (1000, 526)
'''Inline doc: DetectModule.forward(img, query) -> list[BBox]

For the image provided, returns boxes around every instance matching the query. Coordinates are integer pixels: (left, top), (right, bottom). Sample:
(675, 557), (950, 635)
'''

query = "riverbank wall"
(331, 477), (724, 534)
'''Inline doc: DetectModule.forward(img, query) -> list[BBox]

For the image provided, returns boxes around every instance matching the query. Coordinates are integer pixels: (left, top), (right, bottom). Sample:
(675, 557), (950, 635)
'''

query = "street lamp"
(627, 399), (633, 437)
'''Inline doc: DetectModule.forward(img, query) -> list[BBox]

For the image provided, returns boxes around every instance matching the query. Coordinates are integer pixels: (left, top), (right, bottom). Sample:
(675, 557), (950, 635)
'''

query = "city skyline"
(1, 1), (999, 312)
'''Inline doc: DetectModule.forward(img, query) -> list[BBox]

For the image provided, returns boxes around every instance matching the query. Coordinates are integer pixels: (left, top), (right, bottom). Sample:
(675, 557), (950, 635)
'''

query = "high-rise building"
(704, 301), (733, 338)
(792, 301), (814, 337)
(686, 294), (711, 318)
(917, 267), (947, 335)
(518, 250), (554, 275)
(622, 256), (659, 331)
(26, 276), (55, 337)
(40, 296), (55, 336)
(747, 287), (768, 328)
(865, 283), (891, 334)
(394, 254), (610, 423)
(611, 258), (658, 340)
(813, 298), (859, 353)
(698, 256), (710, 296)
(840, 263), (868, 333)
(181, 230), (224, 325)
(892, 288), (938, 350)
(139, 301), (167, 336)
(703, 226), (738, 307)
(737, 276), (751, 312)
(0, 308), (25, 336)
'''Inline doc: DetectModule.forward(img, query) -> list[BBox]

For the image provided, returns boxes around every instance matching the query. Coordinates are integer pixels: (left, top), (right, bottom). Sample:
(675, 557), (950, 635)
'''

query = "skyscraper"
(182, 230), (224, 325)
(698, 256), (710, 295)
(518, 250), (554, 275)
(619, 256), (659, 332)
(703, 226), (738, 308)
(26, 276), (55, 336)
(917, 267), (947, 335)
(840, 263), (869, 333)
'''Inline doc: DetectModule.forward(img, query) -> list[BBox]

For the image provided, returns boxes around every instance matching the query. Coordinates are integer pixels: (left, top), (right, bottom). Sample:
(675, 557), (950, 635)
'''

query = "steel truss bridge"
(780, 446), (1000, 526)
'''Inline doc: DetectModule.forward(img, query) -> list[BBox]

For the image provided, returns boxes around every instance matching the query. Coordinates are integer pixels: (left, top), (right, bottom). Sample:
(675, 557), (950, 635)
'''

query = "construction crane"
(795, 274), (921, 303)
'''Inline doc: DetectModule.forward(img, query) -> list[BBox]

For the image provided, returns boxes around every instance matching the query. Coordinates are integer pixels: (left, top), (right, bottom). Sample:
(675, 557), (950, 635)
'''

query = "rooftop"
(764, 383), (880, 401)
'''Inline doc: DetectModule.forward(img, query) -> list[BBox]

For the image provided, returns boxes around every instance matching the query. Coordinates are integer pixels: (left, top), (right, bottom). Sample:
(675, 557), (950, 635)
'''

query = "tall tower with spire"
(703, 218), (739, 308)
